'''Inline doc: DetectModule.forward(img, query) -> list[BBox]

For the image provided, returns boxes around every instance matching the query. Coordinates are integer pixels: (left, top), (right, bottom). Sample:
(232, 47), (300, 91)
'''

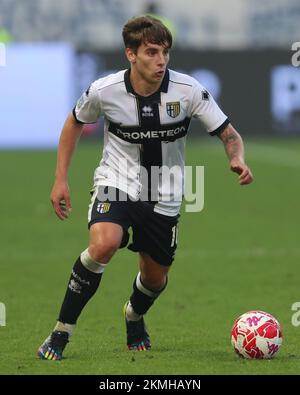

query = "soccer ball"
(231, 310), (282, 359)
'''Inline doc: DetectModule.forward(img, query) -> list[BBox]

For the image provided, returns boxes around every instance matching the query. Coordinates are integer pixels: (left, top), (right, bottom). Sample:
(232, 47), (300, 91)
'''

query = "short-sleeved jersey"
(73, 69), (229, 216)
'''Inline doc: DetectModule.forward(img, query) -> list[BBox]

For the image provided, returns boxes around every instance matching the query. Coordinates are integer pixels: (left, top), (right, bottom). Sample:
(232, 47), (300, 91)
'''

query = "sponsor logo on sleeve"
(202, 90), (210, 101)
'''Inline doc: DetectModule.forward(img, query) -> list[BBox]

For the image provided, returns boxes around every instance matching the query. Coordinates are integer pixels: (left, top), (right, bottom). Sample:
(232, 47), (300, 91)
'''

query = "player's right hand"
(50, 181), (72, 220)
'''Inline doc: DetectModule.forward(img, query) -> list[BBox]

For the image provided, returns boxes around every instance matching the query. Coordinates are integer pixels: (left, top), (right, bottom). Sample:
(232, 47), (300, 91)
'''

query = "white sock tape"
(54, 321), (75, 336)
(80, 248), (106, 274)
(125, 301), (142, 321)
(136, 272), (159, 298)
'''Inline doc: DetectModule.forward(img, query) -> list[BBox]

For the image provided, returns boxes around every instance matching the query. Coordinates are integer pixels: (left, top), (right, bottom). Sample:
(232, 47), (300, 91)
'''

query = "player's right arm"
(52, 80), (102, 220)
(51, 112), (84, 220)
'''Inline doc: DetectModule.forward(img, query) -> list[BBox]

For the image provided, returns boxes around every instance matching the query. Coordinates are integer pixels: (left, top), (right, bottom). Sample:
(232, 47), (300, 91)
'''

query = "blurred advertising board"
(75, 49), (300, 137)
(1, 47), (299, 149)
(0, 43), (75, 148)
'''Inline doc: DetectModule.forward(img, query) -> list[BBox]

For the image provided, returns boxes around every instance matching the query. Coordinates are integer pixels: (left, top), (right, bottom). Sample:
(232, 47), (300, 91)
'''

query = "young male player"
(38, 15), (253, 360)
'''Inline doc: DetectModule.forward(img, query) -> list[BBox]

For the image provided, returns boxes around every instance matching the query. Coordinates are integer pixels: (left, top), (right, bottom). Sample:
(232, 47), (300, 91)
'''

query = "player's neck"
(129, 69), (161, 97)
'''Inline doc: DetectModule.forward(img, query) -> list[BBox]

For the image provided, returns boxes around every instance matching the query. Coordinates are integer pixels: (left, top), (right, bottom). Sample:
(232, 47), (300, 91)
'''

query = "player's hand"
(50, 180), (72, 220)
(230, 159), (254, 185)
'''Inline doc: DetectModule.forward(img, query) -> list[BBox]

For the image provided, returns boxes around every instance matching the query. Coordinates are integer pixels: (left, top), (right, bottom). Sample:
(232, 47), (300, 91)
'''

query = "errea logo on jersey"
(142, 106), (154, 117)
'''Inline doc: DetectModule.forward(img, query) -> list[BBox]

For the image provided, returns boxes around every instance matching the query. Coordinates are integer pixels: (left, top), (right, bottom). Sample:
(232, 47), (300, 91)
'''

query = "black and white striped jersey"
(73, 68), (229, 216)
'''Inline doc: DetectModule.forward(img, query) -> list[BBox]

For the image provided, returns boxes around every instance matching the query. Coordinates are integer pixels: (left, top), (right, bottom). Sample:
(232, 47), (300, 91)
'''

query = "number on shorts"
(171, 225), (178, 247)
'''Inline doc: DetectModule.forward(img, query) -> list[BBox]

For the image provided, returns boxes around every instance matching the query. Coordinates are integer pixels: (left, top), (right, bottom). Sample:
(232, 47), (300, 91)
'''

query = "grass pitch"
(0, 137), (300, 375)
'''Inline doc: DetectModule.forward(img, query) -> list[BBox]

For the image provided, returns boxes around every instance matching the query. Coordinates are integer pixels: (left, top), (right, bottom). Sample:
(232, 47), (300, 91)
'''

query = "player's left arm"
(218, 123), (254, 185)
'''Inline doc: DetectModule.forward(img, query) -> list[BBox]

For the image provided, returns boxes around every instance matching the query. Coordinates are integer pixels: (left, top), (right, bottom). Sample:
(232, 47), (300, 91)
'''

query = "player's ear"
(125, 47), (136, 64)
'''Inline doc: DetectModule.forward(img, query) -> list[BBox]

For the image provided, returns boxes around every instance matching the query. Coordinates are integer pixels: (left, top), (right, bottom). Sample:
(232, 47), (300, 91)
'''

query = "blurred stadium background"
(1, 0), (300, 375)
(1, 0), (300, 146)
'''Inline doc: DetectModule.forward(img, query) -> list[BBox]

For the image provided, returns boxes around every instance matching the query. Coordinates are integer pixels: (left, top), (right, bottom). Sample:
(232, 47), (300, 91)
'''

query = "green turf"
(1, 137), (300, 375)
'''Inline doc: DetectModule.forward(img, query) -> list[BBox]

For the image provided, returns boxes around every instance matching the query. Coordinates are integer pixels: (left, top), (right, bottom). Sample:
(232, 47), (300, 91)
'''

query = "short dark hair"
(122, 15), (172, 53)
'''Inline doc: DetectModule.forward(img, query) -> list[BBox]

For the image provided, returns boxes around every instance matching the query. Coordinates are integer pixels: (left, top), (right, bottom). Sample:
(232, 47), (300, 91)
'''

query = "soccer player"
(38, 15), (253, 360)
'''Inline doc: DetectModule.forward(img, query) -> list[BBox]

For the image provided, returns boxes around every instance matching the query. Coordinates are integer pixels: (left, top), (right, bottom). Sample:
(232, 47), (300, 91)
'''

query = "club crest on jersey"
(166, 102), (180, 118)
(97, 202), (111, 214)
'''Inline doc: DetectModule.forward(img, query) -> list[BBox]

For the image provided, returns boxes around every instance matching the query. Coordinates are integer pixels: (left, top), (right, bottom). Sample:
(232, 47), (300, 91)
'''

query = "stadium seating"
(0, 0), (299, 49)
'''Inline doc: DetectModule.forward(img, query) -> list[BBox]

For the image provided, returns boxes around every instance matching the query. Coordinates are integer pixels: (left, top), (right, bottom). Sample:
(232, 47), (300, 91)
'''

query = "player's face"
(128, 42), (170, 85)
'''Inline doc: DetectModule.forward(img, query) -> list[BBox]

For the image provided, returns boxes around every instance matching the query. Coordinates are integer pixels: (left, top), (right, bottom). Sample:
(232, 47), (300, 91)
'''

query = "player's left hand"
(230, 159), (254, 185)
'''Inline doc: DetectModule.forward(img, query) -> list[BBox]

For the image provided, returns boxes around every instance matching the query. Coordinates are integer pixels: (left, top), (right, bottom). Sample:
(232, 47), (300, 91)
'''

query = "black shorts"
(88, 186), (180, 266)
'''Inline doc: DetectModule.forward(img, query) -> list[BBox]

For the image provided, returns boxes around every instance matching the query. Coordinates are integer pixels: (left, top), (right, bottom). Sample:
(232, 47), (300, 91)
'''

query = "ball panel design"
(231, 310), (282, 359)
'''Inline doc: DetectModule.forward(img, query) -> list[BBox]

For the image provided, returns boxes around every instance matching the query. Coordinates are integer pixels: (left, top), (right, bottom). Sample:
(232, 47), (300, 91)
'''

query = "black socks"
(129, 272), (167, 316)
(58, 257), (103, 324)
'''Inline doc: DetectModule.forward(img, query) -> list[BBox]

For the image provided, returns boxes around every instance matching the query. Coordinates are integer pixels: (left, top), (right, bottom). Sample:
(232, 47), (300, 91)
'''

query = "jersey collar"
(124, 68), (170, 100)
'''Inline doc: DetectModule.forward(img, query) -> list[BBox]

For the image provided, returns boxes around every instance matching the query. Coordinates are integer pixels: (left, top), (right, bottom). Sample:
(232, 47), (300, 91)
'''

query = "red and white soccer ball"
(231, 310), (283, 359)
